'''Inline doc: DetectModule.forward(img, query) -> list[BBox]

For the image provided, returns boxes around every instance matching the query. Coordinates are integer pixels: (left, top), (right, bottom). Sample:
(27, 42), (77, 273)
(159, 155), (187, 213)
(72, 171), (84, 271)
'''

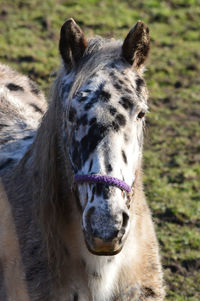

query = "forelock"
(68, 37), (123, 99)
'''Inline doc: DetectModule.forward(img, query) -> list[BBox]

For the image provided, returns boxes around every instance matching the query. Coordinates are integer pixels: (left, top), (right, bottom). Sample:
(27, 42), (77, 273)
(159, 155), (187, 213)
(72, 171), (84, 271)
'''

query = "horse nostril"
(122, 211), (129, 229)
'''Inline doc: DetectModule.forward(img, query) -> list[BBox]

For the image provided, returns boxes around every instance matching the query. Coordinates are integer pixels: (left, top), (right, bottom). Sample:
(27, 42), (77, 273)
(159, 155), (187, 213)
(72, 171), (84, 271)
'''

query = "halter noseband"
(74, 174), (131, 193)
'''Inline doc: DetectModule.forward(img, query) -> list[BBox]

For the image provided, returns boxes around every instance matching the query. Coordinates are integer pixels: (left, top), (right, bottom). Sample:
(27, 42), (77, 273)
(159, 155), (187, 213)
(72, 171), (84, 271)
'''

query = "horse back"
(0, 63), (47, 176)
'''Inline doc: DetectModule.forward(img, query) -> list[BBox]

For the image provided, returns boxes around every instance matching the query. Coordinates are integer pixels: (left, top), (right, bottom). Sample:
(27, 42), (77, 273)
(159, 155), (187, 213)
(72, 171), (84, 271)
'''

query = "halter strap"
(74, 174), (131, 193)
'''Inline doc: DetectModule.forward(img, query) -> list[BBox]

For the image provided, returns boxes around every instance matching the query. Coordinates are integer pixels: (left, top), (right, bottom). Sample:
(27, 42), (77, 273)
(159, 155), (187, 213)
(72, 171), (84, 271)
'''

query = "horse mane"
(27, 80), (74, 272)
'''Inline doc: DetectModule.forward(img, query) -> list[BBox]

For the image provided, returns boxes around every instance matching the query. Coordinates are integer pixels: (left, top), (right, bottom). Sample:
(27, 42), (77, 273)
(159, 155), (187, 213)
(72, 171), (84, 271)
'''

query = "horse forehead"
(67, 67), (145, 142)
(73, 68), (142, 118)
(82, 67), (139, 96)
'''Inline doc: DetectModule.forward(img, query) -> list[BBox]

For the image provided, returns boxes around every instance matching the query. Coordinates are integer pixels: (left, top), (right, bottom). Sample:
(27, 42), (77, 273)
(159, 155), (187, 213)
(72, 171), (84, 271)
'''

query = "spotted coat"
(0, 19), (165, 301)
(0, 63), (47, 175)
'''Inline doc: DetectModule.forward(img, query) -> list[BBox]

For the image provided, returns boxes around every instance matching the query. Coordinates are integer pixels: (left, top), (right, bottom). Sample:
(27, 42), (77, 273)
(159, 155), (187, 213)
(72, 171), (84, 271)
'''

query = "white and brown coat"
(0, 19), (165, 301)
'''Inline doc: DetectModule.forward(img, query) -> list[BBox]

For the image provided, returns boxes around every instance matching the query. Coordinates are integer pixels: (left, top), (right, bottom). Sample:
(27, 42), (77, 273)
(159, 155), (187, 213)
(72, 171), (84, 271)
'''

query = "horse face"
(59, 19), (150, 255)
(69, 66), (147, 255)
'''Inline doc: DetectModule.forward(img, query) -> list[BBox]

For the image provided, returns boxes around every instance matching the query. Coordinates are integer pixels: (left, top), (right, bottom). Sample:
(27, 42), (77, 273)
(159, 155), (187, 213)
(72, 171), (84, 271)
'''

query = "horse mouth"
(86, 244), (123, 256)
(83, 232), (124, 256)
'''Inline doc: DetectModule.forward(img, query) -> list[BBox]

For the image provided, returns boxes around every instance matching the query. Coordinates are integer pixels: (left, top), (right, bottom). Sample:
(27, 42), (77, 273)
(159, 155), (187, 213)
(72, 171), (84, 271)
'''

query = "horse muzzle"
(84, 234), (123, 256)
(83, 207), (130, 256)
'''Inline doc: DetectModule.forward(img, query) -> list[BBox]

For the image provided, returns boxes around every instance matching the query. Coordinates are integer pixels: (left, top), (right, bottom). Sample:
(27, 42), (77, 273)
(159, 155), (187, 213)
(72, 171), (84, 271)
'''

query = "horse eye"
(137, 110), (146, 119)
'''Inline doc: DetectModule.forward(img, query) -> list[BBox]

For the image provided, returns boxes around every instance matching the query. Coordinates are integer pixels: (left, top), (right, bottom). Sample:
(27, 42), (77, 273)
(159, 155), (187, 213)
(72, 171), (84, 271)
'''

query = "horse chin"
(84, 234), (123, 256)
(86, 245), (123, 256)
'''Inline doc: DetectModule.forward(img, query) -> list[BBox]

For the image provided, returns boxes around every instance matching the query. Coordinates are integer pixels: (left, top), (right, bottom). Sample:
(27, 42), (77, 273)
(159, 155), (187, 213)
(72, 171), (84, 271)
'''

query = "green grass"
(0, 0), (199, 299)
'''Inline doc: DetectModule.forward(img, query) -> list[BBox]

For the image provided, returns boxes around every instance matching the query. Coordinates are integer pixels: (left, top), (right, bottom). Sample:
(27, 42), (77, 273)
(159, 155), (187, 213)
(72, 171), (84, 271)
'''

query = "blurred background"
(0, 0), (199, 299)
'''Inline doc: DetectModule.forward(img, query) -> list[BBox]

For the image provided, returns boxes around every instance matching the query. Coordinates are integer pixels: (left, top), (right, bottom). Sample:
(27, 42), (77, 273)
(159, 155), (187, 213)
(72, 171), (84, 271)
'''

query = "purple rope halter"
(74, 174), (131, 193)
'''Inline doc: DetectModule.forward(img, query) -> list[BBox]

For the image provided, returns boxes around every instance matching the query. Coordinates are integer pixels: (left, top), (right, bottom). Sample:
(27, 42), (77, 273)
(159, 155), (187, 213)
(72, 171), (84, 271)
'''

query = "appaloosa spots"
(80, 123), (108, 163)
(68, 107), (76, 122)
(89, 117), (97, 126)
(77, 113), (88, 126)
(29, 80), (41, 95)
(98, 90), (111, 103)
(109, 106), (117, 116)
(115, 114), (126, 127)
(122, 150), (127, 164)
(6, 83), (24, 91)
(30, 103), (44, 114)
(119, 96), (134, 111)
(135, 77), (145, 94)
(89, 159), (93, 172)
(106, 164), (113, 173)
(84, 102), (94, 111)
(142, 287), (156, 298)
(0, 158), (15, 170)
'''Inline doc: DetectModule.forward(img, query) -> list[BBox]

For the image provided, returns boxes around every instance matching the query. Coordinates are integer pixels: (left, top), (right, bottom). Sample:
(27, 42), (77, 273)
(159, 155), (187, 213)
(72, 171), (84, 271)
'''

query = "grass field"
(0, 0), (199, 299)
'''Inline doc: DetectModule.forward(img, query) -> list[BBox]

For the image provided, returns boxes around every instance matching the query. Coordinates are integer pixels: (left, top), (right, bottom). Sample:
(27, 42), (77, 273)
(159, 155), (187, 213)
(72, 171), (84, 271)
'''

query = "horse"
(0, 18), (164, 301)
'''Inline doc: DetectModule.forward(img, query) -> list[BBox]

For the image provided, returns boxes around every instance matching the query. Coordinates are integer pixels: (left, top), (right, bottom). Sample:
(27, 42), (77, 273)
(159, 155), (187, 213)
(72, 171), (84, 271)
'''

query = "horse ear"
(59, 18), (88, 68)
(122, 21), (150, 69)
